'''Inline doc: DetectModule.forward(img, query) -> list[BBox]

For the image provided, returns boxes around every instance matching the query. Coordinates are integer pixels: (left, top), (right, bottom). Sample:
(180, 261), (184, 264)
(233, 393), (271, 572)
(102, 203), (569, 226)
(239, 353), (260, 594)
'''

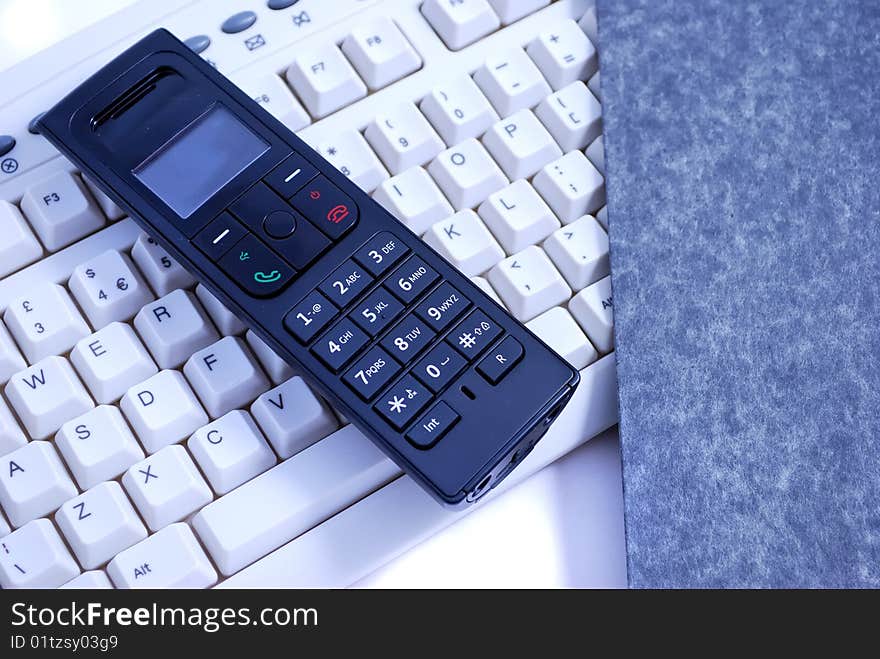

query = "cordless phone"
(38, 29), (579, 507)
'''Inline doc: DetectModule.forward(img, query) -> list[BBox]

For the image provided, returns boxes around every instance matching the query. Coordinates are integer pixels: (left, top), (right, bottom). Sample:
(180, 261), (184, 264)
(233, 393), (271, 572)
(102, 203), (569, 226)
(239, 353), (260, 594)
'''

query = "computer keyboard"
(0, 0), (617, 588)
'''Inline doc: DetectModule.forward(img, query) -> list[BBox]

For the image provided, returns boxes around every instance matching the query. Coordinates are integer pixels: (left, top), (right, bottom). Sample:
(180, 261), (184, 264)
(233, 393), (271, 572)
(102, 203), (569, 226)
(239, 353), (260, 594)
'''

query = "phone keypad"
(284, 232), (522, 449)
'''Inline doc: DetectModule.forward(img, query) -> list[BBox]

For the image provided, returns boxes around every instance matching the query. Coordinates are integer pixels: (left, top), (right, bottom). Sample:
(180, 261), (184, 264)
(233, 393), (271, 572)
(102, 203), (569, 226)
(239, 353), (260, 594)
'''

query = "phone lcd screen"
(133, 104), (268, 218)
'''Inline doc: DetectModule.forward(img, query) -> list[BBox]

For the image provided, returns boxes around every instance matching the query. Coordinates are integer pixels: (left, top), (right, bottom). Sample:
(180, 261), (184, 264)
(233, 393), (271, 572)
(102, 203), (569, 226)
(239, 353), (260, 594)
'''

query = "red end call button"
(290, 175), (358, 240)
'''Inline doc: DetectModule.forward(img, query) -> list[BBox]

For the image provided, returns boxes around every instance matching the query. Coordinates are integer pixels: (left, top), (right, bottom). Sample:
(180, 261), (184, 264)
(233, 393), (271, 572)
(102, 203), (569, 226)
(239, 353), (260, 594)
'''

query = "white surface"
(0, 0), (627, 588)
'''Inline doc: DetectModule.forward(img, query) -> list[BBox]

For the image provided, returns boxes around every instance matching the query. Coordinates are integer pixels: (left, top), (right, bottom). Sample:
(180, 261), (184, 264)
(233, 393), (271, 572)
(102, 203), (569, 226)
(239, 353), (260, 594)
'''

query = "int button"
(406, 401), (460, 449)
(218, 234), (294, 297)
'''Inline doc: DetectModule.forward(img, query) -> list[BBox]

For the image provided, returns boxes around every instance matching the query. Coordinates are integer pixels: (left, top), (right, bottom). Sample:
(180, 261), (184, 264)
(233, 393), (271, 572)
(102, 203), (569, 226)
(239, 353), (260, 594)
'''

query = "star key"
(374, 375), (430, 430)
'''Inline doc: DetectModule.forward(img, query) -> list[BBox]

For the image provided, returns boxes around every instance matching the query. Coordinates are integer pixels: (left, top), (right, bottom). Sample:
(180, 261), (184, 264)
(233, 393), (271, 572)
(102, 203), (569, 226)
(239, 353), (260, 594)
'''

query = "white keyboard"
(0, 0), (617, 588)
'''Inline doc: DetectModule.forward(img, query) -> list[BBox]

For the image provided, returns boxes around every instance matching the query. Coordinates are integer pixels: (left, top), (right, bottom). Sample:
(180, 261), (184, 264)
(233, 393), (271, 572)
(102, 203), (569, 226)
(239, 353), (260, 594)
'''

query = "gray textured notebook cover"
(598, 0), (880, 587)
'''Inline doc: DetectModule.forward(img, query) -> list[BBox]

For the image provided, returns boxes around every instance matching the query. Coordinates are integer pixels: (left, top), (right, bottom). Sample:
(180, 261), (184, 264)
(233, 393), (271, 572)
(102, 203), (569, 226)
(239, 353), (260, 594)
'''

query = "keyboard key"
(579, 6), (599, 46)
(352, 231), (410, 276)
(342, 17), (421, 89)
(233, 72), (310, 131)
(131, 234), (196, 296)
(70, 322), (157, 405)
(428, 138), (508, 210)
(0, 320), (26, 385)
(286, 43), (367, 118)
(55, 405), (145, 490)
(0, 519), (80, 588)
(569, 275), (614, 354)
(246, 330), (295, 384)
(188, 410), (277, 495)
(474, 48), (551, 116)
(381, 314), (436, 364)
(385, 256), (440, 304)
(375, 374), (431, 429)
(420, 74), (499, 144)
(343, 346), (401, 400)
(596, 205), (608, 230)
(221, 10), (257, 33)
(251, 376), (338, 458)
(413, 342), (467, 393)
(586, 135), (605, 173)
(448, 309), (503, 359)
(421, 0), (500, 50)
(476, 335), (523, 384)
(312, 319), (369, 371)
(488, 245), (571, 321)
(479, 179), (559, 254)
(487, 0), (549, 24)
(108, 523), (216, 588)
(191, 424), (399, 575)
(471, 275), (506, 308)
(543, 214), (609, 290)
(55, 481), (147, 570)
(120, 369), (208, 454)
(5, 355), (93, 439)
(183, 336), (270, 418)
(366, 103), (445, 174)
(20, 171), (104, 251)
(0, 510), (8, 536)
(373, 166), (454, 235)
(61, 570), (113, 589)
(535, 81), (602, 152)
(69, 250), (153, 326)
(83, 175), (125, 220)
(588, 70), (602, 103)
(284, 290), (337, 344)
(134, 289), (219, 369)
(350, 287), (405, 336)
(0, 200), (42, 278)
(318, 259), (373, 307)
(526, 306), (597, 369)
(527, 19), (598, 89)
(0, 397), (26, 457)
(195, 284), (247, 335)
(4, 283), (90, 363)
(414, 282), (471, 331)
(316, 130), (389, 193)
(0, 441), (77, 527)
(424, 209), (505, 276)
(482, 109), (562, 180)
(123, 444), (212, 532)
(406, 401), (460, 448)
(533, 150), (605, 222)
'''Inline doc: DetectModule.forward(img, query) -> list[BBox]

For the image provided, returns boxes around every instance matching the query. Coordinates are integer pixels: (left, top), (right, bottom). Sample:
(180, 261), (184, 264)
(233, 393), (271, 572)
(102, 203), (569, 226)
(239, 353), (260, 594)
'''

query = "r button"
(476, 336), (523, 384)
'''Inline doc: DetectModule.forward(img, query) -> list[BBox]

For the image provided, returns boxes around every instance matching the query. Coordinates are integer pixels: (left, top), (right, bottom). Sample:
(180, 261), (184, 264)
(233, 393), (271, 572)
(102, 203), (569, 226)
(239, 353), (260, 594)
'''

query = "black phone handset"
(38, 30), (579, 507)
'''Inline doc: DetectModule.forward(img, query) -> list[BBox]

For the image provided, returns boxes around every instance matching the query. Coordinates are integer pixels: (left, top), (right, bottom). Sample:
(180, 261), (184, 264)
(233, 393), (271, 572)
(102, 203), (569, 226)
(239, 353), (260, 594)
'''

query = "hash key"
(448, 310), (503, 359)
(385, 256), (439, 304)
